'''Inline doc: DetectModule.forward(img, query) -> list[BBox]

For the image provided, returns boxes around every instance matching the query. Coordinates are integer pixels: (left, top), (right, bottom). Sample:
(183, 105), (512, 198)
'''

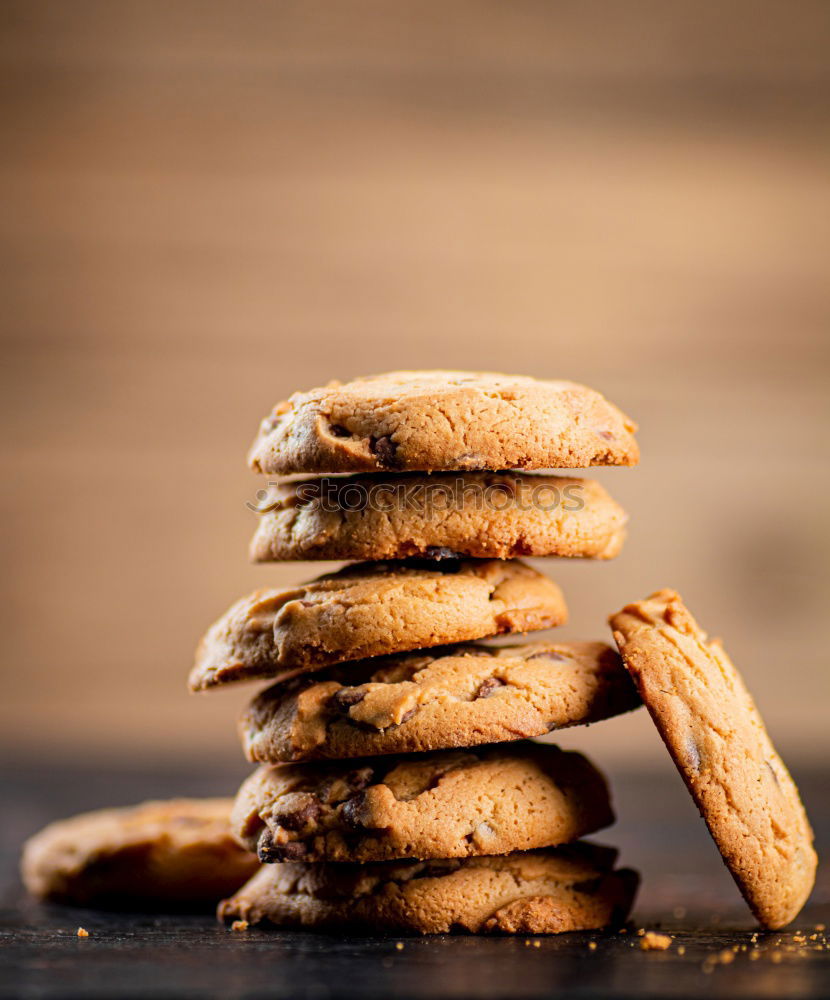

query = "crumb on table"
(76, 927), (89, 938)
(640, 931), (672, 951)
(231, 920), (249, 932)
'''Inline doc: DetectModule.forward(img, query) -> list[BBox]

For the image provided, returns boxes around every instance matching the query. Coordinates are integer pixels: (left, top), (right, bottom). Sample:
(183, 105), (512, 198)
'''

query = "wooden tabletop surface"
(2, 760), (827, 999)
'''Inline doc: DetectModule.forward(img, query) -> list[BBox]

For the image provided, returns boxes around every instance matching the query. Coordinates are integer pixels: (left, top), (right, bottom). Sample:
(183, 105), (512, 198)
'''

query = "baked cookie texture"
(248, 371), (639, 475)
(231, 743), (613, 863)
(240, 641), (641, 762)
(610, 590), (817, 930)
(190, 560), (567, 692)
(218, 842), (639, 935)
(21, 799), (259, 908)
(250, 472), (627, 562)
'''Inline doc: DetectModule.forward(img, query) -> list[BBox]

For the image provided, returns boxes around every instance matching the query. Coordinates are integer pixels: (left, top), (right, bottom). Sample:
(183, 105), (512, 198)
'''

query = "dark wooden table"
(2, 761), (827, 999)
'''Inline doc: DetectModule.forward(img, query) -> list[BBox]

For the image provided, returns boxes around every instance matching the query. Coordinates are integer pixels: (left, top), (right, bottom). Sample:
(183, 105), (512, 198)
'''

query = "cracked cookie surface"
(248, 371), (639, 474)
(610, 589), (817, 930)
(218, 842), (639, 935)
(250, 472), (627, 562)
(21, 799), (259, 908)
(240, 641), (640, 762)
(190, 560), (568, 691)
(231, 742), (613, 863)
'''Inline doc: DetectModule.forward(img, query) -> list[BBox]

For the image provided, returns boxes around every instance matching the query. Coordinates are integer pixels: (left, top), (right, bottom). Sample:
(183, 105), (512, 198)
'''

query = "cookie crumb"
(677, 945), (686, 956)
(816, 924), (826, 932)
(395, 942), (404, 951)
(718, 949), (735, 965)
(640, 932), (672, 951)
(231, 920), (249, 932)
(588, 941), (597, 951)
(533, 940), (541, 948)
(76, 927), (89, 938)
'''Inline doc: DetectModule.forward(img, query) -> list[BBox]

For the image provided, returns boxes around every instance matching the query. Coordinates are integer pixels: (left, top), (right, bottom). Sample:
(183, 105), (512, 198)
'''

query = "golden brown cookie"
(248, 371), (639, 474)
(240, 641), (641, 762)
(250, 472), (627, 562)
(218, 842), (639, 935)
(232, 742), (613, 863)
(610, 590), (817, 930)
(190, 560), (568, 692)
(21, 799), (259, 908)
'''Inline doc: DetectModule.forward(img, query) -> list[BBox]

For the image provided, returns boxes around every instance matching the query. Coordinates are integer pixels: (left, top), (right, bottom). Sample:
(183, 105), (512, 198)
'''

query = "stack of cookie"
(192, 372), (645, 935)
(21, 372), (817, 932)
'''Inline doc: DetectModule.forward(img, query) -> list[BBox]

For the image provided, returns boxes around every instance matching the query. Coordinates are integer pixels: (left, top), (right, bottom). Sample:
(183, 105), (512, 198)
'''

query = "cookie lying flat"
(232, 742), (613, 863)
(190, 560), (567, 692)
(240, 641), (641, 762)
(248, 371), (639, 475)
(218, 842), (638, 935)
(610, 590), (817, 930)
(21, 799), (259, 908)
(250, 472), (627, 562)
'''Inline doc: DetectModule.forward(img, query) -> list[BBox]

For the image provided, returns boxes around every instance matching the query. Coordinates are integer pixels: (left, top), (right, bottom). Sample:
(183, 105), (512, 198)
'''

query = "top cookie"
(610, 590), (817, 930)
(21, 798), (259, 908)
(248, 371), (639, 474)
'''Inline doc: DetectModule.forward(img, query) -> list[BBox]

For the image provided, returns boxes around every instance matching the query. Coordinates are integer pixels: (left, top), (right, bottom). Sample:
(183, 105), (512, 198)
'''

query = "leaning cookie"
(250, 472), (627, 562)
(248, 371), (639, 475)
(610, 590), (817, 930)
(21, 799), (259, 908)
(218, 843), (638, 935)
(190, 560), (568, 692)
(232, 742), (613, 863)
(240, 641), (641, 763)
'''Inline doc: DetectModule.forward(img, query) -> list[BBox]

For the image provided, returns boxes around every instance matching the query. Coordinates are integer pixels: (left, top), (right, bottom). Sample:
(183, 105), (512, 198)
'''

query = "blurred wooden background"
(1, 1), (828, 769)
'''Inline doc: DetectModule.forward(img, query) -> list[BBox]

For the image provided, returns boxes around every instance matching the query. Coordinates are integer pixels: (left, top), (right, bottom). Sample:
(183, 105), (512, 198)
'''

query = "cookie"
(231, 742), (613, 863)
(610, 590), (817, 930)
(248, 371), (639, 474)
(218, 842), (638, 935)
(249, 472), (627, 562)
(190, 560), (568, 692)
(21, 799), (259, 908)
(240, 641), (641, 762)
